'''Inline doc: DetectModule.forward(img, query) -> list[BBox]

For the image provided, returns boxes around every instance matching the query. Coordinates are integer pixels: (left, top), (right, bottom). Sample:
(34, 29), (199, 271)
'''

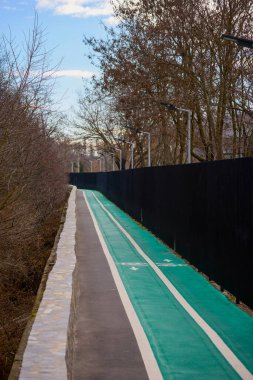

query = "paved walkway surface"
(73, 189), (253, 380)
(72, 189), (148, 379)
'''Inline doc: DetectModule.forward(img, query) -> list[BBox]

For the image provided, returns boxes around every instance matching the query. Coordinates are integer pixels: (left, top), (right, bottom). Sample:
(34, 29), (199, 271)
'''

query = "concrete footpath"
(16, 187), (253, 379)
(70, 189), (148, 379)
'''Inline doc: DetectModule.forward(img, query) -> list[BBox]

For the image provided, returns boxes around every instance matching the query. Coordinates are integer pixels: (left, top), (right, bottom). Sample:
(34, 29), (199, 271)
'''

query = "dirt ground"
(0, 195), (68, 380)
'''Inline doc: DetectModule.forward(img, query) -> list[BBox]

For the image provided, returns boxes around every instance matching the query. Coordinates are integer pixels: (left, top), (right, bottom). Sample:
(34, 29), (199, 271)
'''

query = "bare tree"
(0, 18), (68, 377)
(77, 0), (253, 165)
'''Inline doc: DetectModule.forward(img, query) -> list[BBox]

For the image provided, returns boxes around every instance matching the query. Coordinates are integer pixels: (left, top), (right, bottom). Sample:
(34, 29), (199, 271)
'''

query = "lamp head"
(221, 34), (238, 43)
(160, 102), (177, 111)
(222, 34), (253, 49)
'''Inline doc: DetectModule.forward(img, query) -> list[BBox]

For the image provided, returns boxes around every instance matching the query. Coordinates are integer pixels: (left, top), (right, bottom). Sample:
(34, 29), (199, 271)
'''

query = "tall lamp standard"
(143, 131), (151, 167)
(107, 152), (115, 171)
(124, 125), (151, 167)
(115, 148), (122, 170)
(89, 160), (93, 173)
(117, 138), (135, 169)
(160, 102), (192, 164)
(77, 152), (80, 173)
(221, 34), (253, 49)
(97, 158), (102, 171)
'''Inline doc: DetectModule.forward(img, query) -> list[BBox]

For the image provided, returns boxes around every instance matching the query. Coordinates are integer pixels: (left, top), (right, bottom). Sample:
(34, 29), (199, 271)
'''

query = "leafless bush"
(0, 17), (68, 379)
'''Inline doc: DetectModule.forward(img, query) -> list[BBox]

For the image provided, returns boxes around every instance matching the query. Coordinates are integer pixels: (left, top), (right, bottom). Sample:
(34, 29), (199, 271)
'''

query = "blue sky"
(0, 0), (117, 115)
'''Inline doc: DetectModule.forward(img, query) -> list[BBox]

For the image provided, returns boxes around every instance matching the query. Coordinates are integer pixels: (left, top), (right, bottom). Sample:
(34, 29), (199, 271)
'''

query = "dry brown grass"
(0, 197), (67, 380)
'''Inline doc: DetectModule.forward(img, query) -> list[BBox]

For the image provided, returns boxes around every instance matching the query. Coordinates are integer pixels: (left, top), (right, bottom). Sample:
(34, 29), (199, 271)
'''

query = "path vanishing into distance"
(73, 189), (253, 380)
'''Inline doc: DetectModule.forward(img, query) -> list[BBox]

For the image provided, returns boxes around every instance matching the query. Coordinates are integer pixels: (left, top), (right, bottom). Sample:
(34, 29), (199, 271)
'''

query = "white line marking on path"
(83, 191), (163, 380)
(157, 263), (187, 267)
(120, 262), (148, 266)
(91, 191), (253, 380)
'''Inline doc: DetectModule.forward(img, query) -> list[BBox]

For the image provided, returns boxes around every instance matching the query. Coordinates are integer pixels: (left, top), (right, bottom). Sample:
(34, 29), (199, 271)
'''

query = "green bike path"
(83, 190), (253, 380)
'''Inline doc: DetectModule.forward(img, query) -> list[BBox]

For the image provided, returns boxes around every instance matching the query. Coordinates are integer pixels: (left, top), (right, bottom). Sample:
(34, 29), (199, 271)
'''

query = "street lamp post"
(117, 138), (135, 169)
(77, 153), (80, 173)
(221, 34), (253, 49)
(89, 160), (93, 173)
(97, 158), (102, 171)
(130, 142), (134, 169)
(107, 153), (115, 171)
(124, 125), (151, 167)
(142, 131), (151, 167)
(115, 148), (122, 170)
(160, 102), (192, 164)
(100, 153), (110, 171)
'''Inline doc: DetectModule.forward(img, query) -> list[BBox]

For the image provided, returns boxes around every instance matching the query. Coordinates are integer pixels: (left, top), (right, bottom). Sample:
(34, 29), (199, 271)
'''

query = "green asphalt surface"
(84, 190), (253, 379)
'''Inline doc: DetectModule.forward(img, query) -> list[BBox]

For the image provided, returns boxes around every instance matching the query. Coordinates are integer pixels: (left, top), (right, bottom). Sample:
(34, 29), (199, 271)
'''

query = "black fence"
(70, 157), (253, 309)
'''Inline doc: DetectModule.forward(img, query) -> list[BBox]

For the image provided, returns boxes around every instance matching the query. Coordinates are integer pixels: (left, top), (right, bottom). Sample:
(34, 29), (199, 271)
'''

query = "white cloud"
(36, 0), (113, 18)
(2, 5), (17, 10)
(48, 69), (95, 78)
(104, 15), (120, 26)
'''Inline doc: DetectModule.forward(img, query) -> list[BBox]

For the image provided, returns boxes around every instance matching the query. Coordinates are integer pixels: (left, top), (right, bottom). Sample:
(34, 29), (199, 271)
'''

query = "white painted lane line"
(120, 262), (148, 266)
(83, 191), (163, 380)
(91, 191), (253, 380)
(119, 262), (186, 268)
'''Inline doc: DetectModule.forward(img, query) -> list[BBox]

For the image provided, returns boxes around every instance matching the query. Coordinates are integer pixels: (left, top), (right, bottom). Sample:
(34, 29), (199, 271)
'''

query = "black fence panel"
(69, 158), (253, 308)
(69, 172), (98, 189)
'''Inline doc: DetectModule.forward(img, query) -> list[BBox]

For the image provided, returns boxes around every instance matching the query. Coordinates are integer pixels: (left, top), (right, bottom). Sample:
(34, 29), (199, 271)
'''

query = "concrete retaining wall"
(9, 186), (77, 380)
